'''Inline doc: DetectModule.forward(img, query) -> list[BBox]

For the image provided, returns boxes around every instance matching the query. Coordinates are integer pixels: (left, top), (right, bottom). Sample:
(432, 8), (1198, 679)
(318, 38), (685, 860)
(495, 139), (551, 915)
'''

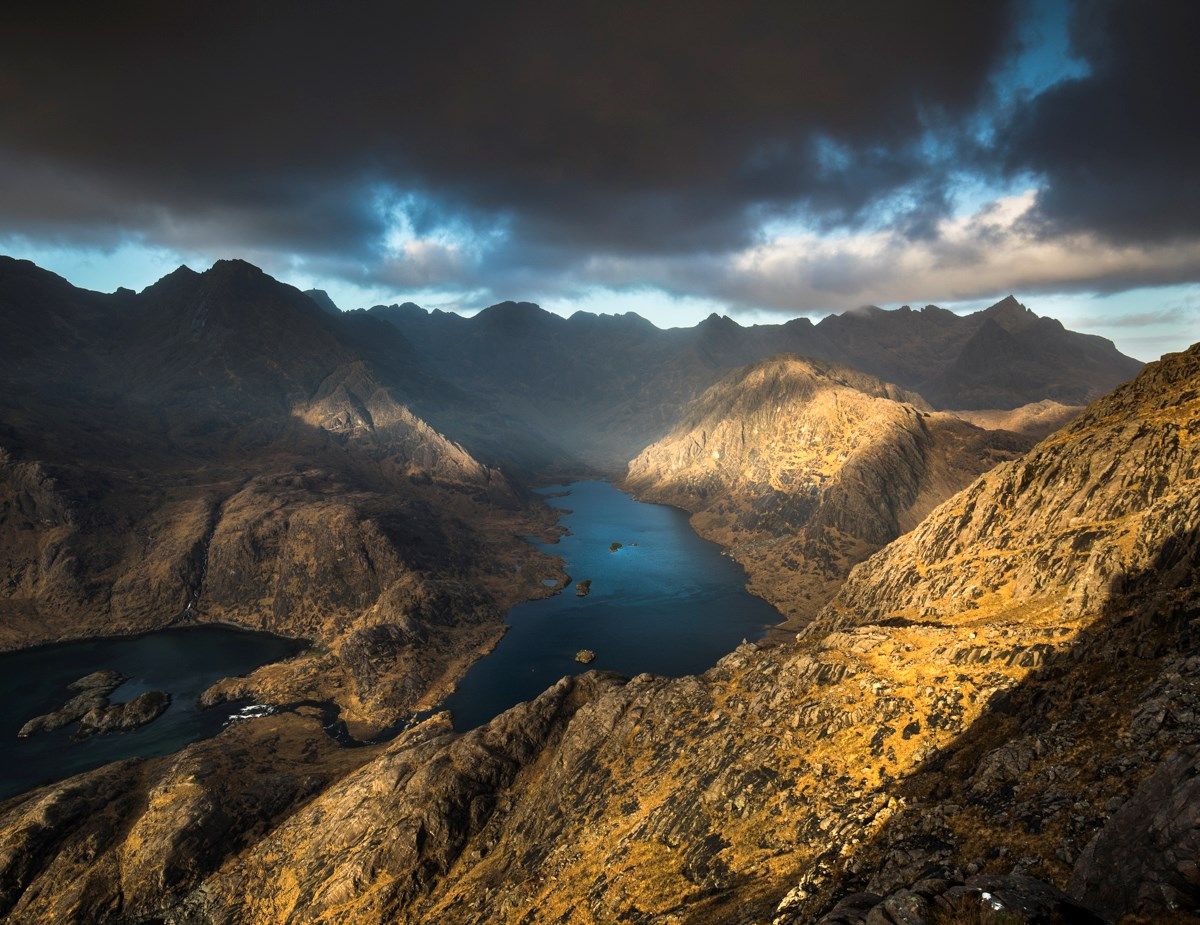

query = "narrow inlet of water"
(443, 480), (781, 729)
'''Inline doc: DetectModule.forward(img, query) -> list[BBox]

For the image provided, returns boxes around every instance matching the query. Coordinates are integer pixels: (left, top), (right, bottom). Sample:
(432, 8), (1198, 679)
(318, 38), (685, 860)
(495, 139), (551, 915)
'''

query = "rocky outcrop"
(17, 671), (127, 737)
(626, 355), (1030, 623)
(814, 873), (1104, 924)
(1069, 744), (1200, 920)
(952, 399), (1084, 440)
(75, 691), (170, 738)
(68, 670), (126, 693)
(17, 671), (169, 740)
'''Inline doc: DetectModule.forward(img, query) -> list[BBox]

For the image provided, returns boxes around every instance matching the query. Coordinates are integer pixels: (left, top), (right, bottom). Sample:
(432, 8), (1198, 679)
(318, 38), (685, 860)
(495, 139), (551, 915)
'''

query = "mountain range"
(0, 256), (562, 730)
(364, 292), (1140, 474)
(2, 255), (1195, 924)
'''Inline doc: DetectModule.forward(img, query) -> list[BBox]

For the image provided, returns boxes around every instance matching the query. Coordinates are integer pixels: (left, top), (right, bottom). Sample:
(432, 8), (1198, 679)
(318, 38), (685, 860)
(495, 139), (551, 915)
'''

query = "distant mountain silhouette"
(303, 288), (342, 315)
(369, 293), (1142, 473)
(0, 255), (1141, 482)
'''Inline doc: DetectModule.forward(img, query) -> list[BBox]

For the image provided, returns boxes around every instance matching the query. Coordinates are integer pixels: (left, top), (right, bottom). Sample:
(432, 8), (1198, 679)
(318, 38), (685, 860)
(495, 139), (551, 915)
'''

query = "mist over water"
(444, 480), (782, 730)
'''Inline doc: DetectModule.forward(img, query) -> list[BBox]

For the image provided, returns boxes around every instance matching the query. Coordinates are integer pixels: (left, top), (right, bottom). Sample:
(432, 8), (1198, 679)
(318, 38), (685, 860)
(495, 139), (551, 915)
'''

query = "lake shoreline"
(0, 624), (308, 800)
(441, 479), (784, 731)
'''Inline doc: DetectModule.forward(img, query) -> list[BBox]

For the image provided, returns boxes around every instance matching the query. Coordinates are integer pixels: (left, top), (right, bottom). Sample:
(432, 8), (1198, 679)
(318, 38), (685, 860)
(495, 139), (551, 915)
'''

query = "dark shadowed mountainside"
(0, 256), (563, 732)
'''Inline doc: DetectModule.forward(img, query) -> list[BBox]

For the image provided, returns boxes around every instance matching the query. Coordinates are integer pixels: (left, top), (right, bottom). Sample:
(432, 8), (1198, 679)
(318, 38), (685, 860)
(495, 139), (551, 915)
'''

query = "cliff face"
(2, 341), (1191, 923)
(625, 355), (1030, 624)
(0, 257), (562, 730)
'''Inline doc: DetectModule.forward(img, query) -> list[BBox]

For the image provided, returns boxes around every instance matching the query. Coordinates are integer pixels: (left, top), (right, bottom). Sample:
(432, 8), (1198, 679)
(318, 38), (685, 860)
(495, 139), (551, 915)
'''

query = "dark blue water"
(444, 480), (781, 729)
(0, 625), (305, 799)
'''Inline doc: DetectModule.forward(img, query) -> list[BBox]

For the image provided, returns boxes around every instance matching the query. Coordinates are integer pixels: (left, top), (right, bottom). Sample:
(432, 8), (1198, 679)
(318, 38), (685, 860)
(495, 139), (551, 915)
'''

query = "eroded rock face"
(1069, 744), (1200, 919)
(812, 873), (1104, 924)
(625, 355), (1030, 624)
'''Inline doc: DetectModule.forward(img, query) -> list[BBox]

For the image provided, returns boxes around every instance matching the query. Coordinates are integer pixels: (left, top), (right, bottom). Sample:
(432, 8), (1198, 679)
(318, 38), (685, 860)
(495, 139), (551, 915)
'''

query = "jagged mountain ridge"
(0, 256), (561, 729)
(952, 399), (1084, 440)
(1, 329), (1192, 921)
(367, 293), (1141, 473)
(625, 355), (1031, 623)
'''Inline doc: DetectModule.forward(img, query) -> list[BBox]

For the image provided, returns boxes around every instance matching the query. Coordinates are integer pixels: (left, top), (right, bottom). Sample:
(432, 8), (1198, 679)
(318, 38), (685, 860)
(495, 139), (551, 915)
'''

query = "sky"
(1, 0), (1197, 361)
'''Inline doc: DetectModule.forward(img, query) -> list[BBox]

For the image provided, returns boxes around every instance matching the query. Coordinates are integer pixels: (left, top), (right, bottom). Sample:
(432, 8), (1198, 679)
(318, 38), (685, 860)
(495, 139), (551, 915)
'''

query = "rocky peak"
(304, 288), (341, 315)
(701, 311), (735, 324)
(566, 310), (657, 333)
(979, 294), (1037, 330)
(206, 257), (269, 279)
(472, 299), (559, 333)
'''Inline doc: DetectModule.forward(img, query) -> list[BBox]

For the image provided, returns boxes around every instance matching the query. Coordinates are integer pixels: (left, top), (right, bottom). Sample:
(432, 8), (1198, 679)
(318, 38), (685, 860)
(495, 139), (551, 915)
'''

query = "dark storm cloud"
(1003, 0), (1200, 243)
(0, 1), (1018, 267)
(1, 0), (1196, 305)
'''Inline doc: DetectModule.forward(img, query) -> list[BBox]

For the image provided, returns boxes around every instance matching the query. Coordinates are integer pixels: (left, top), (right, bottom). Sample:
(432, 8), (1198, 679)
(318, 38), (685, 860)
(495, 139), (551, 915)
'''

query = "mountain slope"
(625, 355), (1030, 622)
(0, 256), (562, 729)
(951, 399), (1084, 440)
(818, 339), (1200, 634)
(2, 332), (1190, 922)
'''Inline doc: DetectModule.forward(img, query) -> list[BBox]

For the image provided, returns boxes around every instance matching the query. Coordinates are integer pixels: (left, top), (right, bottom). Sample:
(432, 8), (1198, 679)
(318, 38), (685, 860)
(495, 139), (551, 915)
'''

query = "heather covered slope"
(0, 256), (561, 729)
(625, 355), (1030, 623)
